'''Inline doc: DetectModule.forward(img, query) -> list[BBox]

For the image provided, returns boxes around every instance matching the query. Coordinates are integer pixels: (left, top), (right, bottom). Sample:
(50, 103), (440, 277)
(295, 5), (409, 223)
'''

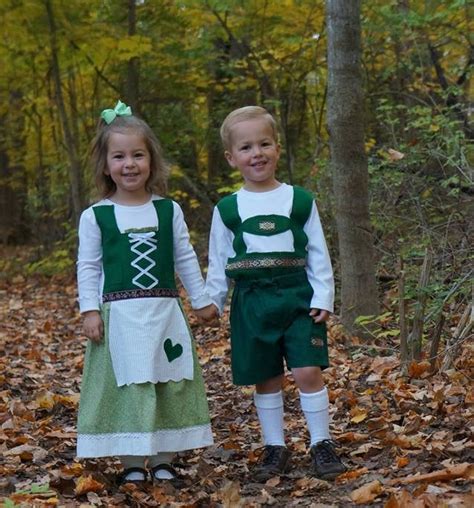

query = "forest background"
(0, 0), (472, 506)
(0, 0), (471, 336)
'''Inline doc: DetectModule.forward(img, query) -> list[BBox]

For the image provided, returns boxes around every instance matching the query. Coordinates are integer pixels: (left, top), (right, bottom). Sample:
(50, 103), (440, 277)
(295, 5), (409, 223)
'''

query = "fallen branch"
(386, 462), (473, 485)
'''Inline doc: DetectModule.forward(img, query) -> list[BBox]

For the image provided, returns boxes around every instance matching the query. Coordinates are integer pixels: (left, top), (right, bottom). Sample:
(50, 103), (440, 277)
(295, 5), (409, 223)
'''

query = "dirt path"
(0, 274), (472, 506)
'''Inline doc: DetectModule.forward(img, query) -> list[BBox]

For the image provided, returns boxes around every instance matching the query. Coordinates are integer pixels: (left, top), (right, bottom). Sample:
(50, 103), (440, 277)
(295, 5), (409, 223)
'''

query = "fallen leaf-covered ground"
(0, 264), (472, 507)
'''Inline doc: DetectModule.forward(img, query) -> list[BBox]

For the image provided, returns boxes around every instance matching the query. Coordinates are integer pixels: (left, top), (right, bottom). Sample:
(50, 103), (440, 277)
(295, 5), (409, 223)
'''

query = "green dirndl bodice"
(76, 199), (213, 458)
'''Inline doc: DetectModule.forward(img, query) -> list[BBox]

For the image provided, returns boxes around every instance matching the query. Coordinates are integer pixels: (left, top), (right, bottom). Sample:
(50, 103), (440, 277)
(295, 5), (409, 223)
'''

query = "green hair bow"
(100, 100), (132, 124)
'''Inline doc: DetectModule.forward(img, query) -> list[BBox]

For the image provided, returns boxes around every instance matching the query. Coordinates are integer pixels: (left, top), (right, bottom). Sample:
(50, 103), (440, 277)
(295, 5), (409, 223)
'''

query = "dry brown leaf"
(151, 485), (172, 504)
(255, 488), (278, 505)
(335, 467), (369, 483)
(55, 393), (80, 407)
(219, 480), (243, 508)
(384, 490), (423, 508)
(337, 432), (368, 443)
(350, 480), (383, 504)
(295, 477), (329, 490)
(9, 400), (27, 416)
(351, 414), (368, 424)
(61, 462), (84, 477)
(45, 430), (77, 439)
(387, 148), (405, 161)
(408, 361), (431, 378)
(74, 475), (105, 495)
(222, 439), (242, 450)
(367, 415), (389, 430)
(265, 476), (281, 487)
(350, 410), (368, 423)
(465, 388), (474, 404)
(396, 456), (410, 468)
(3, 444), (48, 461)
(9, 298), (23, 310)
(371, 355), (399, 374)
(35, 389), (56, 410)
(10, 492), (59, 506)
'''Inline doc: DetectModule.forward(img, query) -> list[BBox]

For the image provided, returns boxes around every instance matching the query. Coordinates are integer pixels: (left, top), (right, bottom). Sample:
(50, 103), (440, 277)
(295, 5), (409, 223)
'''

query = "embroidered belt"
(226, 257), (306, 272)
(102, 288), (179, 302)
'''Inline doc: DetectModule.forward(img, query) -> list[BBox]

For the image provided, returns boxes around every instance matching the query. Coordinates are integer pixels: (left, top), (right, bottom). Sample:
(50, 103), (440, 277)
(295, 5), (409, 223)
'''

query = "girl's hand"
(309, 308), (330, 323)
(82, 310), (104, 342)
(194, 304), (220, 326)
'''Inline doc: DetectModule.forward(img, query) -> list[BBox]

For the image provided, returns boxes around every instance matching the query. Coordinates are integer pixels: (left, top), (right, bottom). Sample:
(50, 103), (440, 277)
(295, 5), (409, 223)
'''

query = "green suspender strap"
(216, 194), (247, 256)
(93, 199), (177, 297)
(289, 185), (314, 255)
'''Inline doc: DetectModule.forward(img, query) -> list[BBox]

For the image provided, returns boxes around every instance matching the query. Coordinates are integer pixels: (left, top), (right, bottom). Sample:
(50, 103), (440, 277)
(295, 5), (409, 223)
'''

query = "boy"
(205, 106), (346, 481)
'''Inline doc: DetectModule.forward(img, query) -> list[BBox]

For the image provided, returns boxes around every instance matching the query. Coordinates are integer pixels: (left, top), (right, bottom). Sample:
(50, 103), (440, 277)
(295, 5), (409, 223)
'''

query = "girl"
(76, 100), (216, 484)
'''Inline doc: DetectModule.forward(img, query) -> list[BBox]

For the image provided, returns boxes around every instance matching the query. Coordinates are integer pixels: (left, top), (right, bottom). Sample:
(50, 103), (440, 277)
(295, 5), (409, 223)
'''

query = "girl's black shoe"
(118, 467), (148, 485)
(150, 463), (186, 488)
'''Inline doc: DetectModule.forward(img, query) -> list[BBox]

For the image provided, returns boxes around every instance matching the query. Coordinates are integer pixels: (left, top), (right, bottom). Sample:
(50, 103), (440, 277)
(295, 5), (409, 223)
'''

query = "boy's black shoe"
(310, 440), (347, 480)
(253, 445), (291, 481)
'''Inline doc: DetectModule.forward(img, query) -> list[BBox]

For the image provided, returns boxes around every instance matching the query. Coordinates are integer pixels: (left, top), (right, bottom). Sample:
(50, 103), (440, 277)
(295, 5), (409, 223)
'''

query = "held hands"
(82, 310), (104, 342)
(194, 303), (220, 327)
(309, 308), (330, 324)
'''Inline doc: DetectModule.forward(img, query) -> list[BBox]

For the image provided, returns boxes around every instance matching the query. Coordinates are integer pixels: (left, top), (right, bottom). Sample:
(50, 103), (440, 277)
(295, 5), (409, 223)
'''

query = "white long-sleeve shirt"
(206, 183), (334, 313)
(77, 196), (212, 313)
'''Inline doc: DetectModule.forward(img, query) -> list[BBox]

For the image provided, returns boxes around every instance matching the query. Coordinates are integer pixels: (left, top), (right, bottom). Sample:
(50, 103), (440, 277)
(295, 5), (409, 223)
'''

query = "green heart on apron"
(164, 338), (183, 362)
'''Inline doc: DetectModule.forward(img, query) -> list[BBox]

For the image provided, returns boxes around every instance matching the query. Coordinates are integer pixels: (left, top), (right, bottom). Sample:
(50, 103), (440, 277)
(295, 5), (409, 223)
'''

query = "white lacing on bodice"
(128, 232), (159, 289)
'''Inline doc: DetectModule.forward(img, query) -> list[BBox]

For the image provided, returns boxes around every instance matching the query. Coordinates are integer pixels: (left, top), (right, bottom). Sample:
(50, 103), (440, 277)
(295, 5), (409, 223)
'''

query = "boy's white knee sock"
(253, 390), (285, 446)
(299, 387), (331, 447)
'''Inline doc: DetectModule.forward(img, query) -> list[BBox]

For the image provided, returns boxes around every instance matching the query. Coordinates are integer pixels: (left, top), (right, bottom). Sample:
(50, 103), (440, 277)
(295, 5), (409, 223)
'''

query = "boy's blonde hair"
(90, 115), (170, 199)
(220, 106), (279, 150)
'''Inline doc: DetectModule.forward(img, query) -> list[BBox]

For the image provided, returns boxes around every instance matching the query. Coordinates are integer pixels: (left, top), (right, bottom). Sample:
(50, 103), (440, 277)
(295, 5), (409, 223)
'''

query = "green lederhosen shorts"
(229, 270), (329, 385)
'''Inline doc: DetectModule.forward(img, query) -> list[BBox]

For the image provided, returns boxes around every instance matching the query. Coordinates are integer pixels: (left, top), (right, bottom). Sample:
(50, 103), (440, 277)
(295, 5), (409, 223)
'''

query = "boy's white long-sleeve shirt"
(77, 196), (212, 313)
(206, 183), (334, 314)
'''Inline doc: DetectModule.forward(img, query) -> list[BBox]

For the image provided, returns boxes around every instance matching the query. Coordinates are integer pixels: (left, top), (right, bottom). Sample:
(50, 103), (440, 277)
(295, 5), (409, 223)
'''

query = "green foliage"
(24, 223), (76, 276)
(360, 0), (471, 340)
(25, 247), (74, 276)
(2, 483), (52, 508)
(15, 483), (51, 495)
(0, 0), (470, 348)
(354, 312), (401, 340)
(216, 170), (243, 195)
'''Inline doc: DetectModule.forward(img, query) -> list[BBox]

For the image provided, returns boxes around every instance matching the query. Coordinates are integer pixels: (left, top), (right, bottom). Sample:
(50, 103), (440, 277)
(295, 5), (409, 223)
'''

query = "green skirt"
(76, 303), (213, 458)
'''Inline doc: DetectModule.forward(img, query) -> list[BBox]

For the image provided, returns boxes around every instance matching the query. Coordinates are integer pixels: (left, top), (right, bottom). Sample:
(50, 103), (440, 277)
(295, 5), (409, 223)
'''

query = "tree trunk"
(205, 33), (256, 186)
(126, 0), (140, 113)
(0, 95), (29, 244)
(326, 0), (379, 333)
(45, 0), (84, 227)
(393, 0), (413, 141)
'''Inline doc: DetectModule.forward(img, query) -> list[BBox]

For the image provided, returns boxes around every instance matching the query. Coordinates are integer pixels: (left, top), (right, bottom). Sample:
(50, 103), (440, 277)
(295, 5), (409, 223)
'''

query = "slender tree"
(45, 0), (84, 226)
(326, 0), (379, 332)
(126, 0), (140, 113)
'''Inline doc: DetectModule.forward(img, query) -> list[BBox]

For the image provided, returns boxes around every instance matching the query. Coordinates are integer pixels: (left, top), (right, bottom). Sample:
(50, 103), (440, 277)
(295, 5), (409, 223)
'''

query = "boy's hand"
(82, 310), (103, 342)
(194, 304), (220, 326)
(309, 308), (330, 323)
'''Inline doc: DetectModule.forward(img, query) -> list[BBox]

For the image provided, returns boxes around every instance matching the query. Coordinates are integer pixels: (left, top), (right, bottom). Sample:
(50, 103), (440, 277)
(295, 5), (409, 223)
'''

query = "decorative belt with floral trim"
(226, 257), (306, 272)
(102, 288), (179, 303)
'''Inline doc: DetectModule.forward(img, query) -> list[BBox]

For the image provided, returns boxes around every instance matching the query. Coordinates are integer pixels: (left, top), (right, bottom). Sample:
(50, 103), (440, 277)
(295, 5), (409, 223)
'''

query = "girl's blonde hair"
(220, 106), (279, 150)
(90, 115), (169, 198)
